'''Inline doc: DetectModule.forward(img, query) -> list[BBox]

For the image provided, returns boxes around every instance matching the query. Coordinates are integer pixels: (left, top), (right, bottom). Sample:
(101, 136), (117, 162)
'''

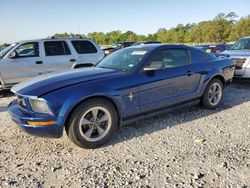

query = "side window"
(218, 45), (225, 51)
(44, 41), (71, 56)
(71, 40), (97, 54)
(149, 49), (190, 68)
(191, 48), (215, 63)
(14, 42), (39, 58)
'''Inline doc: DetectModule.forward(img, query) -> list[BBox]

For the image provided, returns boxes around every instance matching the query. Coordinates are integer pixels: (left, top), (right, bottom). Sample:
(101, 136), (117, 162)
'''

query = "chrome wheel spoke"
(99, 114), (108, 123)
(85, 126), (94, 138)
(91, 109), (99, 121)
(215, 91), (220, 95)
(212, 85), (217, 92)
(209, 88), (213, 94)
(82, 118), (91, 125)
(212, 96), (216, 103)
(96, 125), (105, 135)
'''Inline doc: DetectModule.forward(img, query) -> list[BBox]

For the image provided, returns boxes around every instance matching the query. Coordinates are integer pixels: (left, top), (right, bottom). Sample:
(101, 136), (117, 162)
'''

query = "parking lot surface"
(0, 83), (249, 187)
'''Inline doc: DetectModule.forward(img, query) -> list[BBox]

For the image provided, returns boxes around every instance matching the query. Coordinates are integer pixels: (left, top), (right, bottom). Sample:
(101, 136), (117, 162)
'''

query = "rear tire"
(201, 78), (224, 109)
(66, 98), (118, 149)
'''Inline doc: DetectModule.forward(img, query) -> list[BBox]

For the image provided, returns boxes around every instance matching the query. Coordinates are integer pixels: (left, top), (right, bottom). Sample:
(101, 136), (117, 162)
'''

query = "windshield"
(0, 43), (18, 58)
(97, 48), (148, 72)
(231, 38), (250, 50)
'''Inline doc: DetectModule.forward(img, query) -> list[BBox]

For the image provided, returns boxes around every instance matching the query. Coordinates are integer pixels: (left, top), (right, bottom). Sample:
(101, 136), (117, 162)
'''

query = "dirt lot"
(0, 82), (250, 188)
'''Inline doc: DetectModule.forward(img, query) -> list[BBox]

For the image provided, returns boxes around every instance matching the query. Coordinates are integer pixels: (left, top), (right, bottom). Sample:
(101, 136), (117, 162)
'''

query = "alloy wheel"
(79, 106), (112, 142)
(208, 82), (222, 106)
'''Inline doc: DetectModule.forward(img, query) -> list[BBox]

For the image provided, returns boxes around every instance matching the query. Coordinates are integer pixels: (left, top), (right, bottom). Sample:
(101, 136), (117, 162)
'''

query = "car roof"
(242, 36), (250, 39)
(15, 37), (94, 44)
(127, 44), (188, 50)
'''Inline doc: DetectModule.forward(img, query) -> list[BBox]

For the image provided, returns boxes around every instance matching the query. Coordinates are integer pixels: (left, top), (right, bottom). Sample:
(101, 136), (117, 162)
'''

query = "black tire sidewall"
(68, 98), (118, 149)
(202, 78), (224, 109)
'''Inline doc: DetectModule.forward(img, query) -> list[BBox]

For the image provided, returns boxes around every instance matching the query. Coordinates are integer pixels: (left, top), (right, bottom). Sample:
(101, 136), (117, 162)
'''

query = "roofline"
(15, 37), (93, 44)
(126, 43), (189, 50)
(242, 36), (250, 39)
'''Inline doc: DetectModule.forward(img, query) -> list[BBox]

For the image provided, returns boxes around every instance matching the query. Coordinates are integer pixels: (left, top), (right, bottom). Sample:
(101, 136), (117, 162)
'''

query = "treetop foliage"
(53, 13), (249, 45)
(1, 12), (249, 48)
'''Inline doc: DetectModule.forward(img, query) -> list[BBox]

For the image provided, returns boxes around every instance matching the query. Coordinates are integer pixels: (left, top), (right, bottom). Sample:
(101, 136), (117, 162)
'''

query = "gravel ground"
(0, 82), (250, 188)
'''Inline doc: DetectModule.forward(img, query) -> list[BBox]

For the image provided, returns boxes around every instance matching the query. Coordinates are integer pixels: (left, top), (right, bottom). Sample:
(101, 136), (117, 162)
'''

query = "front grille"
(17, 95), (26, 109)
(232, 58), (246, 70)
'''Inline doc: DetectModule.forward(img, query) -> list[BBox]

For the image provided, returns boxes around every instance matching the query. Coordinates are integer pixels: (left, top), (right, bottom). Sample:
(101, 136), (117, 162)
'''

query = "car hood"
(220, 50), (250, 57)
(12, 67), (121, 96)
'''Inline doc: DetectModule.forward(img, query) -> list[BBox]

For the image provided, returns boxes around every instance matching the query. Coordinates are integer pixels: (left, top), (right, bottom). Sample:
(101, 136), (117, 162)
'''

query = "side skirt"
(121, 99), (200, 126)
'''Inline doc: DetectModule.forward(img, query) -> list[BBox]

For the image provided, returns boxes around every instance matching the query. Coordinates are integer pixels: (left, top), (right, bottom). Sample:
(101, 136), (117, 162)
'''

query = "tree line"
(53, 12), (250, 45)
(1, 12), (250, 49)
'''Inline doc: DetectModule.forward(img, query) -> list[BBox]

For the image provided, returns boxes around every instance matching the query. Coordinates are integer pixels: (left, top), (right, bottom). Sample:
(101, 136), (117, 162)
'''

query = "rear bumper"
(8, 100), (63, 138)
(234, 67), (250, 78)
(234, 58), (250, 78)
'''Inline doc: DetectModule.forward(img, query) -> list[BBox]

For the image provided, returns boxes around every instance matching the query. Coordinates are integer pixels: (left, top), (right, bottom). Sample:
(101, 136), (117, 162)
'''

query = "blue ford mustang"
(8, 44), (235, 148)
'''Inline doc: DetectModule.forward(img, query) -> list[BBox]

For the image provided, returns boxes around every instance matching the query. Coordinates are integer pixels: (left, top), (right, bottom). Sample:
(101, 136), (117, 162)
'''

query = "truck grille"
(232, 58), (246, 70)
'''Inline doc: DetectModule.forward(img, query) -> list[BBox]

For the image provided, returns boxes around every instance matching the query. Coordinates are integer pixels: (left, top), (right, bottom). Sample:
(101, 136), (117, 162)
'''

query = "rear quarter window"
(71, 40), (97, 54)
(191, 48), (215, 63)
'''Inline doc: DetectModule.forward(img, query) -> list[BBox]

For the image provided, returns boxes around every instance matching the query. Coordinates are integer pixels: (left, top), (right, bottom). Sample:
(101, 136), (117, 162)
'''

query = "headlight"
(29, 98), (52, 115)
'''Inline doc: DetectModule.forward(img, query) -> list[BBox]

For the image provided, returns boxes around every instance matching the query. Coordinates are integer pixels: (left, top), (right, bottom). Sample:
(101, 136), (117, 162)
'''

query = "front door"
(1, 42), (43, 84)
(139, 48), (201, 113)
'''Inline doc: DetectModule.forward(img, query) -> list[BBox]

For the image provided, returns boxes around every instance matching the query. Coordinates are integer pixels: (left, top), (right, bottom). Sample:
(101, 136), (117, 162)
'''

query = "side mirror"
(104, 50), (110, 56)
(143, 61), (165, 72)
(117, 44), (122, 49)
(9, 51), (17, 58)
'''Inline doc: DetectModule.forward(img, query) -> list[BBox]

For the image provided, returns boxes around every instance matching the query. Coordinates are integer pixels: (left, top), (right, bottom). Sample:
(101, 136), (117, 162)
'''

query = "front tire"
(201, 78), (224, 109)
(66, 98), (118, 149)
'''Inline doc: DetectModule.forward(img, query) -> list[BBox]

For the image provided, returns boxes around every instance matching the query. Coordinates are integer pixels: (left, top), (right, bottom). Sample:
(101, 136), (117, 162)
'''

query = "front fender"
(49, 84), (123, 127)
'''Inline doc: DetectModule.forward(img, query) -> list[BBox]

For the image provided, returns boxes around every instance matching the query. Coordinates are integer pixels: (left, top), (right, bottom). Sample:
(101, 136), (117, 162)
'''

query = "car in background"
(195, 44), (229, 53)
(131, 41), (161, 46)
(103, 42), (135, 56)
(219, 36), (250, 78)
(207, 44), (230, 53)
(194, 44), (210, 51)
(0, 37), (104, 90)
(8, 44), (234, 149)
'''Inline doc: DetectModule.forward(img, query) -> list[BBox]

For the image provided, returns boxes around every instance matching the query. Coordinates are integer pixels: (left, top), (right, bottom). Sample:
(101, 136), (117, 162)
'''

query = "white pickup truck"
(221, 36), (250, 78)
(0, 37), (104, 89)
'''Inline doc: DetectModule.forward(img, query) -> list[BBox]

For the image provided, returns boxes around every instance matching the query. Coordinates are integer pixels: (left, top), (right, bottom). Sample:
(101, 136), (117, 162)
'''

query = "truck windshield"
(0, 43), (18, 58)
(231, 38), (250, 50)
(97, 48), (148, 72)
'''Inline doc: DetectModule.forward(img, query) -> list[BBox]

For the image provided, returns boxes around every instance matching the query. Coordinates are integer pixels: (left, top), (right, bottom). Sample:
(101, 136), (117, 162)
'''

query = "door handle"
(36, 61), (43, 64)
(70, 59), (76, 62)
(187, 71), (193, 76)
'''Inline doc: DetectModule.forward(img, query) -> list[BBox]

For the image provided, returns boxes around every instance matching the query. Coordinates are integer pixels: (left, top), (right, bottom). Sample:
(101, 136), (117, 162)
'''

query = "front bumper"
(8, 100), (63, 138)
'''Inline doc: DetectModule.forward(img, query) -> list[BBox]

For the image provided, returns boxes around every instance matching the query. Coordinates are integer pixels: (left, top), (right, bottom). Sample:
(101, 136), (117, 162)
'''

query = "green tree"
(229, 15), (250, 41)
(51, 12), (250, 45)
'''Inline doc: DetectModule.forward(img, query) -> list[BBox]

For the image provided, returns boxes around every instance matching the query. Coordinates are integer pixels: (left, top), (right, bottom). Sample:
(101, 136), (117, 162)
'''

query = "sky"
(0, 0), (249, 44)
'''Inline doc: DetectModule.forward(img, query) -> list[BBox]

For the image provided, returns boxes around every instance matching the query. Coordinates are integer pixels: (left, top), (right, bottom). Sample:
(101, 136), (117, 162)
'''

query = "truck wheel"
(66, 98), (118, 149)
(201, 78), (223, 109)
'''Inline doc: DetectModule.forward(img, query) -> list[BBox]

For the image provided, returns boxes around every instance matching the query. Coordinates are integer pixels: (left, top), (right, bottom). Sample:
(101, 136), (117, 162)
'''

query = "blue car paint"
(8, 45), (234, 138)
(8, 100), (62, 137)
